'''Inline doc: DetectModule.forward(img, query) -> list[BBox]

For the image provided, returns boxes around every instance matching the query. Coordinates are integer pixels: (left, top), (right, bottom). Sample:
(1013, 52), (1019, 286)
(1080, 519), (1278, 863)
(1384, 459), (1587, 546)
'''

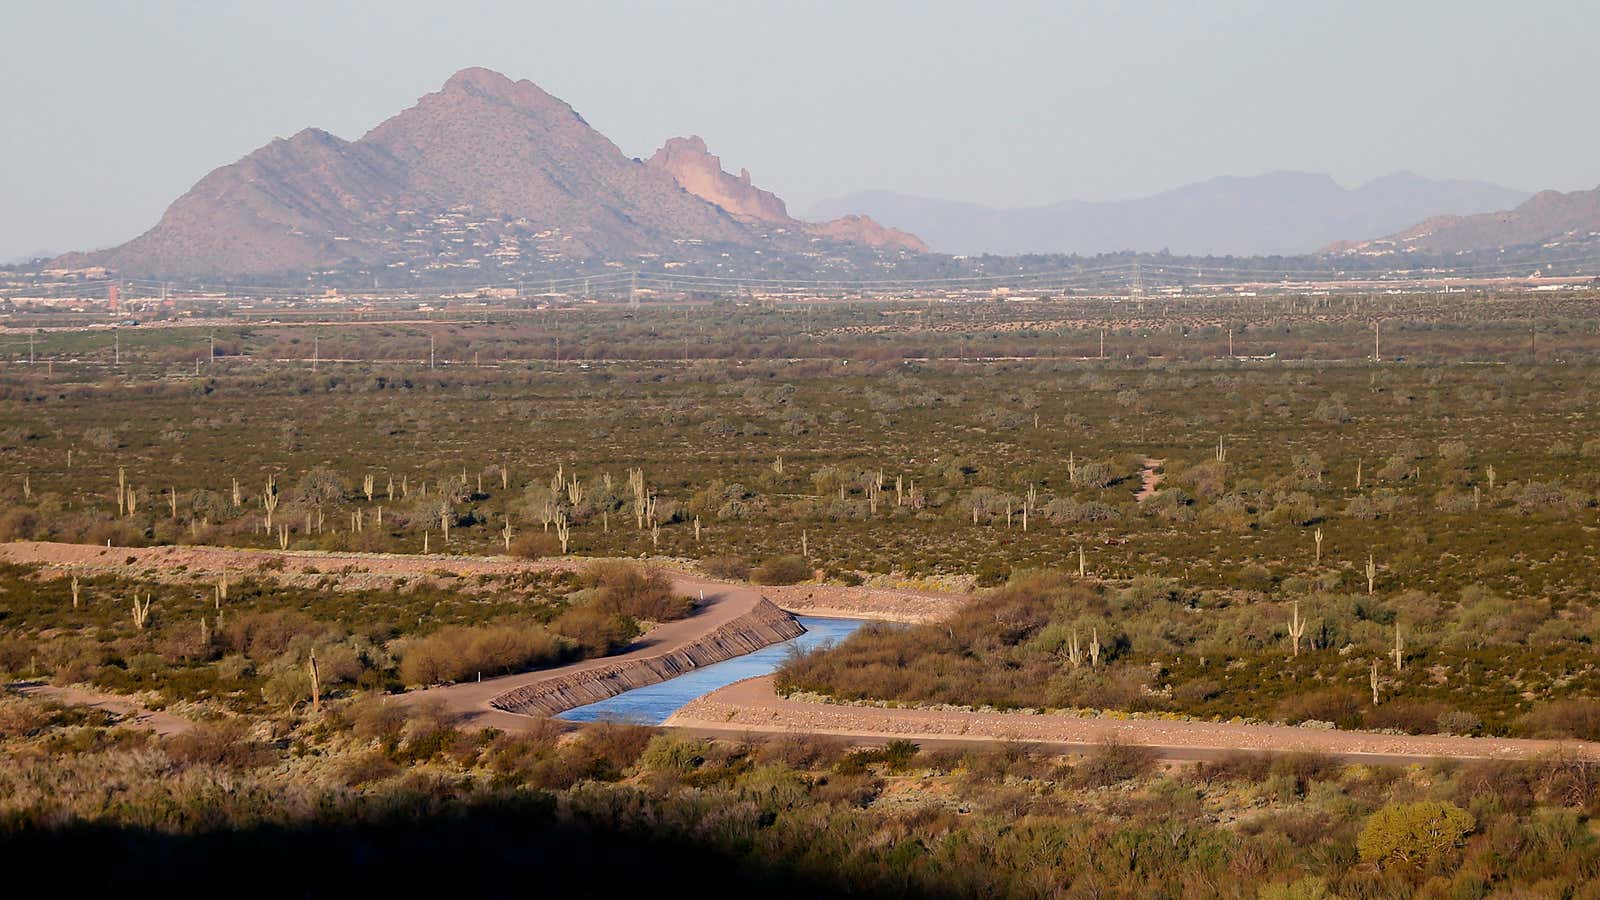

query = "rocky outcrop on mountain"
(647, 135), (792, 224)
(54, 68), (917, 279)
(647, 135), (926, 253)
(1327, 185), (1600, 255)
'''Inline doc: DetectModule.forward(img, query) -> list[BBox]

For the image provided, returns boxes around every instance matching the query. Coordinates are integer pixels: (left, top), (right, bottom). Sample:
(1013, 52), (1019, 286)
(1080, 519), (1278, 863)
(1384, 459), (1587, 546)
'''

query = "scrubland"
(5, 292), (1600, 893)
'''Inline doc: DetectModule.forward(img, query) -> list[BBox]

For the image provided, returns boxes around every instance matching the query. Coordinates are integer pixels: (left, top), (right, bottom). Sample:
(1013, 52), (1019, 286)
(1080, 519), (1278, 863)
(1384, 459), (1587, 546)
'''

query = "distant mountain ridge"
(645, 135), (925, 252)
(1327, 185), (1600, 256)
(806, 172), (1529, 257)
(53, 68), (921, 279)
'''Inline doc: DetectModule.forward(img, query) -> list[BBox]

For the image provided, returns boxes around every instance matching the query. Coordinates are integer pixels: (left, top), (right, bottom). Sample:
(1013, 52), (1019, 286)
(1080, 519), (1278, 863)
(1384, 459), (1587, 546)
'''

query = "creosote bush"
(752, 555), (812, 586)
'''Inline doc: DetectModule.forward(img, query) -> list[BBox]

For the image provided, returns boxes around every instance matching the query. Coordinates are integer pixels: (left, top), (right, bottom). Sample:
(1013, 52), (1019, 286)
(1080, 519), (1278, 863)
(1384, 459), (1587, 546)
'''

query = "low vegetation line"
(490, 599), (804, 716)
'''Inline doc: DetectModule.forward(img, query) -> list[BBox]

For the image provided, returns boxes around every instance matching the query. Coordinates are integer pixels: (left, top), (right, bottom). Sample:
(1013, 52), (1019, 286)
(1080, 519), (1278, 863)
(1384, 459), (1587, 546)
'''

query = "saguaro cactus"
(1392, 623), (1405, 673)
(131, 594), (153, 630)
(1313, 528), (1324, 565)
(1288, 601), (1307, 657)
(1366, 553), (1377, 595)
(309, 650), (322, 716)
(70, 575), (81, 610)
(555, 512), (571, 554)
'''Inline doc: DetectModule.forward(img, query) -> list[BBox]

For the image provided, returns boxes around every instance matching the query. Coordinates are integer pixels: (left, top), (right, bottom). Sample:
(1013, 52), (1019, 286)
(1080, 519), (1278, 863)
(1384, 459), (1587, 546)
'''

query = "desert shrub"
(1436, 709), (1483, 736)
(1257, 876), (1336, 900)
(1367, 701), (1451, 735)
(508, 532), (562, 559)
(164, 721), (274, 769)
(752, 555), (813, 585)
(700, 555), (752, 580)
(574, 721), (654, 776)
(348, 695), (410, 744)
(1274, 689), (1363, 729)
(811, 772), (884, 808)
(640, 733), (709, 773)
(880, 739), (920, 774)
(294, 466), (346, 506)
(1192, 751), (1273, 785)
(0, 508), (40, 541)
(755, 734), (847, 769)
(1073, 738), (1157, 787)
(1518, 700), (1600, 741)
(222, 610), (324, 661)
(552, 606), (637, 656)
(262, 667), (314, 708)
(585, 562), (691, 621)
(398, 624), (562, 686)
(338, 751), (401, 786)
(1357, 800), (1474, 866)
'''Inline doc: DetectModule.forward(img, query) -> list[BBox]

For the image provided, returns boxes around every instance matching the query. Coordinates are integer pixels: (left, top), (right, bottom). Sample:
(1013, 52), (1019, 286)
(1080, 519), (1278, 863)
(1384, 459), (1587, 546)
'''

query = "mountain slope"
(806, 173), (1529, 257)
(645, 135), (926, 252)
(1328, 185), (1600, 255)
(56, 68), (910, 279)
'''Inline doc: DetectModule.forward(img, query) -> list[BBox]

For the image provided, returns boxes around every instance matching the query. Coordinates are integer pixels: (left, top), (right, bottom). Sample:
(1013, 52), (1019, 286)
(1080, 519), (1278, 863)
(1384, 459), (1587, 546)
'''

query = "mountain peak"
(442, 66), (518, 95)
(52, 70), (923, 278)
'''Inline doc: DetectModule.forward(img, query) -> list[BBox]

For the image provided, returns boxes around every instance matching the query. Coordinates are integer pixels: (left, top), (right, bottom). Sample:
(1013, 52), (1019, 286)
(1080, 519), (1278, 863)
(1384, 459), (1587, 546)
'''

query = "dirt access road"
(668, 676), (1600, 764)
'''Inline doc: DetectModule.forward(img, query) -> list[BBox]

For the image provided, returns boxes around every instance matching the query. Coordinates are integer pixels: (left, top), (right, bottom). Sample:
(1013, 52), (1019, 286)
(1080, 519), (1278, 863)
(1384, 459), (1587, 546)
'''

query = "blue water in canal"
(556, 616), (867, 725)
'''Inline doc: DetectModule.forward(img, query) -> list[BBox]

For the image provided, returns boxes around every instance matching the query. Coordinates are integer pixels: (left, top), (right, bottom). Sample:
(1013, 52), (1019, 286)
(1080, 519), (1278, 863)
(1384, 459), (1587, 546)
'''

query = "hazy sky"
(3, 0), (1597, 260)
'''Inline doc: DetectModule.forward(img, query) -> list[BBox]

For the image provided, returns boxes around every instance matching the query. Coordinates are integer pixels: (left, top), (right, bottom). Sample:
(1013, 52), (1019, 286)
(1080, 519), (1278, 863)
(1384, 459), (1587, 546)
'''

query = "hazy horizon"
(3, 0), (1597, 261)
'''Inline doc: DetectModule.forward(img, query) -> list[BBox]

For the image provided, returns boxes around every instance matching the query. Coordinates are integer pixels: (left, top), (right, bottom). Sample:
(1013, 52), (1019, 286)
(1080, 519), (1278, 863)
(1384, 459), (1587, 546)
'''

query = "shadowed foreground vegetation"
(6, 689), (1600, 897)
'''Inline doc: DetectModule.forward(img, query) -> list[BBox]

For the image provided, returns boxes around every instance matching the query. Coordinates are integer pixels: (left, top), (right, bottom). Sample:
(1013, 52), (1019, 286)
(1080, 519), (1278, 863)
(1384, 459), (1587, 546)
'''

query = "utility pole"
(629, 271), (639, 309)
(209, 333), (215, 367)
(114, 329), (120, 367)
(312, 335), (318, 372)
(1373, 319), (1381, 362)
(429, 334), (436, 369)
(29, 332), (34, 364)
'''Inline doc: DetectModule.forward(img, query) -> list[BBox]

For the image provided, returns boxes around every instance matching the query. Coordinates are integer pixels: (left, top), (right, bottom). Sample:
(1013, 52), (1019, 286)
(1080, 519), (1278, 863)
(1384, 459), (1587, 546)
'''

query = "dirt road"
(666, 675), (1600, 764)
(11, 682), (193, 736)
(0, 541), (961, 623)
(1135, 457), (1164, 502)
